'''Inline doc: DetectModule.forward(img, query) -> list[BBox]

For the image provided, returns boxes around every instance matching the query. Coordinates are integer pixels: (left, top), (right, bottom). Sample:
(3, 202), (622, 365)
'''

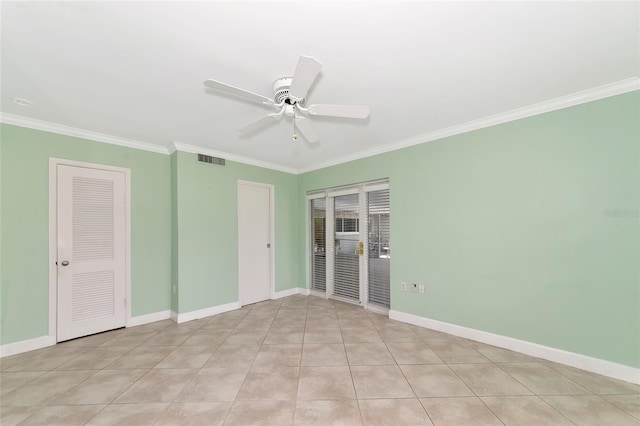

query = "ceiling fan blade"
(308, 104), (370, 119)
(288, 56), (322, 101)
(204, 79), (275, 107)
(238, 113), (282, 135)
(295, 116), (320, 144)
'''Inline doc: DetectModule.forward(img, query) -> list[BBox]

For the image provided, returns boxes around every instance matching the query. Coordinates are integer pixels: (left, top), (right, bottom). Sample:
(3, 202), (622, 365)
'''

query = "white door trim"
(237, 180), (275, 301)
(48, 158), (132, 342)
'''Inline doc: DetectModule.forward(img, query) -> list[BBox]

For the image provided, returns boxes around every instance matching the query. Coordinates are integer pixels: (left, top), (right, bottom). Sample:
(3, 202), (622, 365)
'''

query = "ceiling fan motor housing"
(273, 77), (302, 105)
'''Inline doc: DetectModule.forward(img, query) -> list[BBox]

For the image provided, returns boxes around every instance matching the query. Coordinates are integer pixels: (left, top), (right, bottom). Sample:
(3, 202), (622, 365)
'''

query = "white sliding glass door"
(333, 193), (361, 303)
(308, 180), (390, 310)
(366, 188), (390, 308)
(310, 197), (327, 293)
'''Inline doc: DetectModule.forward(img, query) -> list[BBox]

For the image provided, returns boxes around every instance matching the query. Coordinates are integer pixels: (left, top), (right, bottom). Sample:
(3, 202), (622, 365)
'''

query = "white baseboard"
(174, 301), (241, 324)
(274, 288), (310, 299)
(128, 310), (171, 327)
(389, 310), (640, 385)
(273, 288), (300, 299)
(0, 335), (56, 358)
(2, 308), (172, 357)
(170, 310), (178, 322)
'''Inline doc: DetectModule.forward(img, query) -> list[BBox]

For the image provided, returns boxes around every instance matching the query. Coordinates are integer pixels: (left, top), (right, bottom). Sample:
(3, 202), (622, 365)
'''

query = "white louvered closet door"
(57, 165), (126, 342)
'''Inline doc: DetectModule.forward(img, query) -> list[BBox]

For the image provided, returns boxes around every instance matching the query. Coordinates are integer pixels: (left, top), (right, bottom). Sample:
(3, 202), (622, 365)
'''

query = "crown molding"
(296, 77), (640, 174)
(0, 112), (169, 155)
(3, 77), (638, 175)
(169, 141), (298, 174)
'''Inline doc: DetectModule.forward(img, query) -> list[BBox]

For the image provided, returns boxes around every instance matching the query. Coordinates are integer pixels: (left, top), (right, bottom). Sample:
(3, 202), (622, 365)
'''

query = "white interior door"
(238, 181), (273, 306)
(57, 164), (126, 342)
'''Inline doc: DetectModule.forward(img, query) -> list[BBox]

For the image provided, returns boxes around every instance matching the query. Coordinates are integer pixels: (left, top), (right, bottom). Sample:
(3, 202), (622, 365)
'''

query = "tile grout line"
(221, 306), (258, 425)
(220, 301), (258, 426)
(334, 300), (367, 426)
(291, 299), (309, 424)
(377, 321), (436, 425)
(490, 360), (586, 426)
(3, 295), (640, 425)
(416, 324), (507, 426)
(419, 331), (581, 426)
(391, 347), (437, 425)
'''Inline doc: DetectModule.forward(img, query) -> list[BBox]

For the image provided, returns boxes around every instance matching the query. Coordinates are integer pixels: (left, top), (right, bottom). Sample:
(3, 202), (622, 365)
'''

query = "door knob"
(60, 260), (69, 266)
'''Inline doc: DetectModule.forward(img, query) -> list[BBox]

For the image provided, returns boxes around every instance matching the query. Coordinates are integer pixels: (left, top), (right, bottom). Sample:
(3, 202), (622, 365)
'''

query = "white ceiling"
(2, 1), (638, 172)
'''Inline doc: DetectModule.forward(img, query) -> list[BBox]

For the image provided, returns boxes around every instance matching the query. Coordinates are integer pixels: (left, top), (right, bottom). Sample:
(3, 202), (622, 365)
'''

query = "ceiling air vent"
(197, 154), (225, 166)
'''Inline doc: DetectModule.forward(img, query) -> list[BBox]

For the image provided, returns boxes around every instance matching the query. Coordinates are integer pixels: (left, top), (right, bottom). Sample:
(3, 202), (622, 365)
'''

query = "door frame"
(307, 179), (390, 312)
(237, 180), (275, 303)
(48, 158), (132, 342)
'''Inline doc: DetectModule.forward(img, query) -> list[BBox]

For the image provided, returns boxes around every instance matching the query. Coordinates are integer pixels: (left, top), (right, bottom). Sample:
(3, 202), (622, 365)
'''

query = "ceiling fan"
(203, 55), (369, 143)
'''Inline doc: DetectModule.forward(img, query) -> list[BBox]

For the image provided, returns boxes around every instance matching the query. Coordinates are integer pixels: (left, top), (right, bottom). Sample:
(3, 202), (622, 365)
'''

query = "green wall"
(0, 126), (301, 345)
(172, 151), (299, 314)
(170, 152), (180, 313)
(299, 91), (639, 368)
(1, 91), (637, 370)
(0, 124), (172, 344)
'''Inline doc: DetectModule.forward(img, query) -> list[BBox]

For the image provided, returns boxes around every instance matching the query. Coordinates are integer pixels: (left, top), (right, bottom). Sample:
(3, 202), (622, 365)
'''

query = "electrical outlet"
(419, 284), (425, 294)
(401, 282), (407, 291)
(411, 283), (418, 293)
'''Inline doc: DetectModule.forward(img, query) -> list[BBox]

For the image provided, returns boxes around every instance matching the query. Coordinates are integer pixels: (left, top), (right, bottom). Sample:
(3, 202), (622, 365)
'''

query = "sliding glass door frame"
(307, 180), (390, 312)
(328, 186), (363, 305)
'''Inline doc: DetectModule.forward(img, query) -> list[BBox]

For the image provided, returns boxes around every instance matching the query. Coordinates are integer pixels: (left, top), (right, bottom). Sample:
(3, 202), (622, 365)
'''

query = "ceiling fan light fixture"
(284, 104), (296, 117)
(204, 55), (369, 144)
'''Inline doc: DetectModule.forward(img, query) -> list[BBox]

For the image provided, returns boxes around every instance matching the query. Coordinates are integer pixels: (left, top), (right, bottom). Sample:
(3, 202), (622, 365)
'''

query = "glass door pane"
(367, 189), (390, 308)
(310, 198), (326, 292)
(333, 193), (361, 302)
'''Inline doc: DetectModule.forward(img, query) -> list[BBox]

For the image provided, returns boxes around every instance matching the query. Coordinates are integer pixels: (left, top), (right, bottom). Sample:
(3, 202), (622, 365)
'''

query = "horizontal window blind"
(333, 193), (360, 301)
(367, 189), (390, 308)
(310, 198), (326, 292)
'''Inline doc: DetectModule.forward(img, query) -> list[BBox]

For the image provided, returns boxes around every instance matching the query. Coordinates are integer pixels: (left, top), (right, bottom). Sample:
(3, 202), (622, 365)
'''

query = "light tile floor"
(1, 294), (639, 425)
